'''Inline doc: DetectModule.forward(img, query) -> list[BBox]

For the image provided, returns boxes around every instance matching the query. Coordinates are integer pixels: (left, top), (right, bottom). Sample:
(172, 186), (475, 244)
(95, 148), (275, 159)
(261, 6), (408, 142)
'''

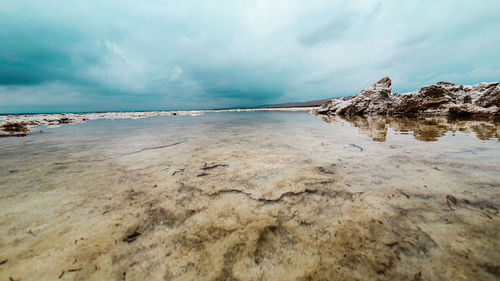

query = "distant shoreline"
(0, 98), (331, 116)
(0, 106), (318, 118)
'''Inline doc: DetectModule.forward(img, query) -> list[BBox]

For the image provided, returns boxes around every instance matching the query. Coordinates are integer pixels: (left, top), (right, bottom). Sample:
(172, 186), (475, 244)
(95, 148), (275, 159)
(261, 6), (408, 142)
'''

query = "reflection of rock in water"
(318, 115), (500, 142)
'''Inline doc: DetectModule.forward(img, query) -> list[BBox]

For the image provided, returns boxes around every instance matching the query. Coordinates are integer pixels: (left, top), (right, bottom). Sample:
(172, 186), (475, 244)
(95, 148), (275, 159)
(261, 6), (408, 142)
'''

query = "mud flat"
(0, 111), (499, 280)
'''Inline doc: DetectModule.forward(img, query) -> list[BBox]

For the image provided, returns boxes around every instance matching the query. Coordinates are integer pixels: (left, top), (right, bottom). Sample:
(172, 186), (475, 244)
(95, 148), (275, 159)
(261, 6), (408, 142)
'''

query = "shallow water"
(0, 111), (499, 281)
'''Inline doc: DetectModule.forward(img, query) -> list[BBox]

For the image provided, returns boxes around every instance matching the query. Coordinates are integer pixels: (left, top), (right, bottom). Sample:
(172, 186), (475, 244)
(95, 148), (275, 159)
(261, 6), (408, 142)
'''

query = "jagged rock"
(315, 77), (500, 117)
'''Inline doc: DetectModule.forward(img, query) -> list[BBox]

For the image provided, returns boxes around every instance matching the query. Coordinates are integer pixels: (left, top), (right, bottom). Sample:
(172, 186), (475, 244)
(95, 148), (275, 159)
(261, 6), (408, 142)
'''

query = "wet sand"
(0, 112), (499, 280)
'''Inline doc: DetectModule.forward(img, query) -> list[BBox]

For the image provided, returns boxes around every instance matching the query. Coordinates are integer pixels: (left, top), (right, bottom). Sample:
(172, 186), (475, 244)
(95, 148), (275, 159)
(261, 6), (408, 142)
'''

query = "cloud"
(170, 67), (183, 81)
(299, 18), (353, 46)
(0, 0), (499, 113)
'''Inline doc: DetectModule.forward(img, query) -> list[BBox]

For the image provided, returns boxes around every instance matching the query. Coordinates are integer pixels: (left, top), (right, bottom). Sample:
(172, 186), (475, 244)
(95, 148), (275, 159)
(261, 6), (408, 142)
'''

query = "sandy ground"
(0, 112), (499, 280)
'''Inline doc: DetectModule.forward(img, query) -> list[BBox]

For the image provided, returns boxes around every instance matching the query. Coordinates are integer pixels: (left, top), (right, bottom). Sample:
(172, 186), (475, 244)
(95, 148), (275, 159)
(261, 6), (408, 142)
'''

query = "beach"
(0, 111), (499, 280)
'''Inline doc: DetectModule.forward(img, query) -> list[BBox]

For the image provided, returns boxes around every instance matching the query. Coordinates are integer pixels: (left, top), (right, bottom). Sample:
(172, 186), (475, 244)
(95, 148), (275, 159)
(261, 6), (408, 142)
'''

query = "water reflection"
(318, 115), (500, 142)
(1, 112), (500, 280)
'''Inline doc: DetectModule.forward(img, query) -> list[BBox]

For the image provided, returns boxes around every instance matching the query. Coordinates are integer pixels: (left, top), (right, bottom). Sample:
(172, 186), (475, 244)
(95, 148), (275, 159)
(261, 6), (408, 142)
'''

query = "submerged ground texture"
(0, 112), (499, 281)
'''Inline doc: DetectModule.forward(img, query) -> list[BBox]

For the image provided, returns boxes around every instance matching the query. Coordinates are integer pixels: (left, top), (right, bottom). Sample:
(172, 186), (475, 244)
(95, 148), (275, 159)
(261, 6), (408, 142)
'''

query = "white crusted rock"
(315, 78), (500, 117)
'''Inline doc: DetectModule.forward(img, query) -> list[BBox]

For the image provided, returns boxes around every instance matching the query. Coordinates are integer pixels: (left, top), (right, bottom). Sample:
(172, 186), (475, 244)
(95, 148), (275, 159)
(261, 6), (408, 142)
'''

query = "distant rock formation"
(262, 98), (332, 108)
(315, 77), (500, 117)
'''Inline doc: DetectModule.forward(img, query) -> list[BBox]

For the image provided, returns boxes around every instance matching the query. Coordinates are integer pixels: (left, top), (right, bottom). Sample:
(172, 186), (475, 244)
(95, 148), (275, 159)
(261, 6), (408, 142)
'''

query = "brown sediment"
(447, 195), (458, 210)
(125, 141), (186, 155)
(0, 121), (31, 135)
(67, 268), (82, 272)
(349, 143), (364, 152)
(201, 163), (229, 170)
(123, 231), (142, 243)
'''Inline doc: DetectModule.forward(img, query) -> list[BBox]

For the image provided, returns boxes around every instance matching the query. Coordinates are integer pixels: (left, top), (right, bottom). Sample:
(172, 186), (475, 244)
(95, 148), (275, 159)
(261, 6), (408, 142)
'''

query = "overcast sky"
(1, 0), (499, 113)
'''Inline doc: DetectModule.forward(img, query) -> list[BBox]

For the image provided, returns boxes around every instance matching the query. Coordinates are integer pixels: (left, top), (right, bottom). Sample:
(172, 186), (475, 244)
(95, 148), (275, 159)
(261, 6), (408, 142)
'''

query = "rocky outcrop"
(315, 77), (500, 117)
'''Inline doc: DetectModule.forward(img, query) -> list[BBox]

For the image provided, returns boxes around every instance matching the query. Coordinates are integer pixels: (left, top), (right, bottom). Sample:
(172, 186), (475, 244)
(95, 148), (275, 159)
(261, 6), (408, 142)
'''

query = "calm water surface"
(0, 111), (499, 280)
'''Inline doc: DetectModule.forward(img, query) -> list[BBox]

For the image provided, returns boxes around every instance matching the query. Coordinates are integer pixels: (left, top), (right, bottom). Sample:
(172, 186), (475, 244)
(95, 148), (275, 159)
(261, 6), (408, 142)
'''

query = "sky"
(1, 0), (499, 113)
